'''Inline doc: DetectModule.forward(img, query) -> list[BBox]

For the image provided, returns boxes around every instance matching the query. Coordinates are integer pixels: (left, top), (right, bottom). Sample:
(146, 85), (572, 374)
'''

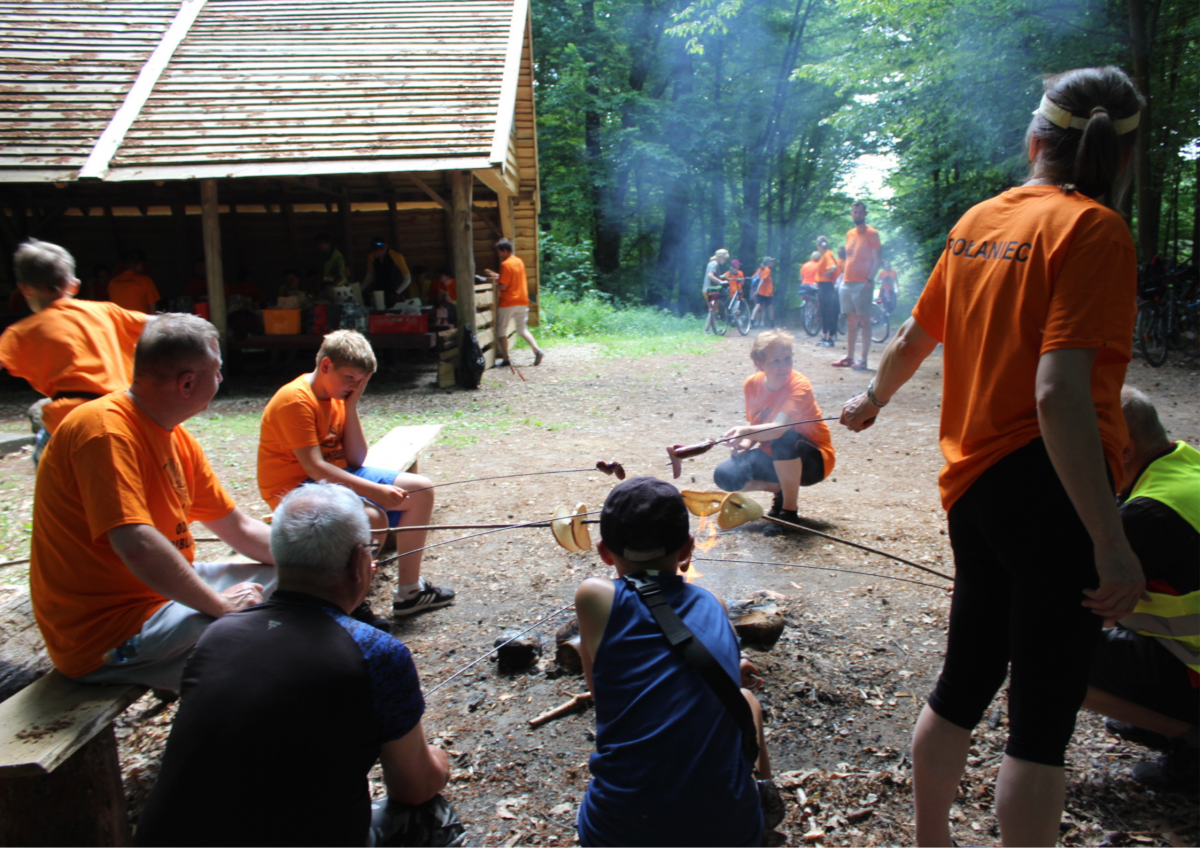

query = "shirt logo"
(268, 620), (282, 630)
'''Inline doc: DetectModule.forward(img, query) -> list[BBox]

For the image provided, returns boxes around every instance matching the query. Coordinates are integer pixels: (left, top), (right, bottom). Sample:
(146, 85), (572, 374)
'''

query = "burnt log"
(494, 631), (542, 672)
(554, 618), (583, 672)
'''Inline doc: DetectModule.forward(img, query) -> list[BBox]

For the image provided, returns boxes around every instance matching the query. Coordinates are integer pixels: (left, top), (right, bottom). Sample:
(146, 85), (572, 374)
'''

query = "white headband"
(1035, 94), (1139, 135)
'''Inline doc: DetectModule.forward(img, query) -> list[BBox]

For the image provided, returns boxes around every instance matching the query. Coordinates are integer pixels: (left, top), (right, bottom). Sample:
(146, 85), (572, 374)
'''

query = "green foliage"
(534, 289), (718, 358)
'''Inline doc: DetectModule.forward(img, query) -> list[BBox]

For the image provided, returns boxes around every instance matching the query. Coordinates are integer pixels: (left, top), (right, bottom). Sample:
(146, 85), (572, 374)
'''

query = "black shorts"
(1089, 625), (1199, 725)
(713, 430), (825, 491)
(755, 293), (774, 306)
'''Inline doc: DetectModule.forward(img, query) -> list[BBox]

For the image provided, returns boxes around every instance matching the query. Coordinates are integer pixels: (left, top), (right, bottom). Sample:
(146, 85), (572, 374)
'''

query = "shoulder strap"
(622, 573), (759, 765)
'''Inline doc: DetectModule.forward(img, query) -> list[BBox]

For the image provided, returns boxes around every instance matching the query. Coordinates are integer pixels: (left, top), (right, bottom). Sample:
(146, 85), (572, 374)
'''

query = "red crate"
(369, 312), (429, 334)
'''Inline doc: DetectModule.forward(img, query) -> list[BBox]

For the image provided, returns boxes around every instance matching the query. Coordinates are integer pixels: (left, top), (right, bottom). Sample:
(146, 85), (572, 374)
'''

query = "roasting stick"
(760, 515), (953, 581)
(530, 693), (593, 727)
(424, 602), (577, 697)
(404, 465), (624, 496)
(377, 510), (604, 565)
(384, 519), (599, 533)
(693, 556), (947, 590)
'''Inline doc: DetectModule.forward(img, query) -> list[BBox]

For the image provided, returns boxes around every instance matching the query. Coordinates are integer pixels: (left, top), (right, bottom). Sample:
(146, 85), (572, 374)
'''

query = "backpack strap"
(622, 572), (759, 765)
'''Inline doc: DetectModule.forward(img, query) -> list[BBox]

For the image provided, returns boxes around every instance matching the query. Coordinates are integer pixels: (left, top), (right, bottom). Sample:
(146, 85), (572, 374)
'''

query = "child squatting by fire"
(574, 476), (773, 847)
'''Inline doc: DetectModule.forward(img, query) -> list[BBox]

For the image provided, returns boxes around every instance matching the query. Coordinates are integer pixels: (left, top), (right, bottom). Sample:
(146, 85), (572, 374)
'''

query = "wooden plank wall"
(512, 17), (541, 323)
(18, 207), (498, 303)
(436, 279), (502, 387)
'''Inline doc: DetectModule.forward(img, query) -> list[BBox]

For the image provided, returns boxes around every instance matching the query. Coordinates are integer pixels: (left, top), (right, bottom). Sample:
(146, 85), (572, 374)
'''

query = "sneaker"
(351, 601), (393, 633)
(831, 356), (855, 367)
(852, 359), (869, 371)
(534, 350), (545, 366)
(392, 578), (456, 616)
(1105, 719), (1174, 751)
(1130, 747), (1200, 793)
(494, 359), (508, 369)
(764, 509), (801, 536)
(768, 492), (783, 518)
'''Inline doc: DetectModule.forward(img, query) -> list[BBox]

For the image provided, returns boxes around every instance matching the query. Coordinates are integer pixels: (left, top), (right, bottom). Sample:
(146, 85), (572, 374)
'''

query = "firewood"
(528, 692), (592, 727)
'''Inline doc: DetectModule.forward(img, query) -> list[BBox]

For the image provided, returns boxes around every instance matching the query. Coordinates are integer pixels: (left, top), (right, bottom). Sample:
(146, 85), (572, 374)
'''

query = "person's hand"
(373, 484), (410, 512)
(220, 582), (264, 614)
(1083, 539), (1149, 626)
(346, 371), (373, 407)
(740, 657), (764, 690)
(840, 392), (878, 432)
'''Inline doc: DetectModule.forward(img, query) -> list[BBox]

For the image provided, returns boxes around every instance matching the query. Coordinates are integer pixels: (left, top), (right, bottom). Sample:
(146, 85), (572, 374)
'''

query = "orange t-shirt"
(498, 254), (529, 308)
(743, 370), (835, 476)
(0, 299), (147, 432)
(815, 250), (838, 282)
(800, 261), (819, 286)
(257, 374), (349, 507)
(878, 269), (897, 293)
(107, 270), (160, 313)
(432, 277), (458, 303)
(843, 226), (881, 283)
(912, 185), (1136, 511)
(756, 267), (774, 297)
(30, 393), (236, 678)
(725, 269), (744, 295)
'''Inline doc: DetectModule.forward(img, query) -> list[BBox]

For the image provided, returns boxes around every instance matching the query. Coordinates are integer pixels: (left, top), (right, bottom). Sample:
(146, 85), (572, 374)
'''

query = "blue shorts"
(304, 465), (404, 530)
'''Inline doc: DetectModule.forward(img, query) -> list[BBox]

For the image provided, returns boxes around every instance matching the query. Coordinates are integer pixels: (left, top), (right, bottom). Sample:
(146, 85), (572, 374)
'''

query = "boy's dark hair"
(14, 239), (75, 293)
(495, 238), (514, 253)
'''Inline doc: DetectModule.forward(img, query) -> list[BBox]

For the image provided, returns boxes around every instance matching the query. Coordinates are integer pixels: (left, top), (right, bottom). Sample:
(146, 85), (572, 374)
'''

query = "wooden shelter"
(0, 0), (541, 384)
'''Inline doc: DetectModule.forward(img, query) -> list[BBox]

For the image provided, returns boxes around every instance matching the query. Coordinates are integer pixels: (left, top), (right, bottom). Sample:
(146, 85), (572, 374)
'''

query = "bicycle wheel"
(734, 298), (751, 335)
(871, 304), (892, 343)
(837, 312), (847, 336)
(714, 298), (730, 336)
(1137, 301), (1167, 367)
(802, 299), (820, 336)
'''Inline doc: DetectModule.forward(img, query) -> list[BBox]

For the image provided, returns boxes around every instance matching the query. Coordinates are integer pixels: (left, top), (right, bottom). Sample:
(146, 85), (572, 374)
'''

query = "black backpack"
(455, 326), (486, 389)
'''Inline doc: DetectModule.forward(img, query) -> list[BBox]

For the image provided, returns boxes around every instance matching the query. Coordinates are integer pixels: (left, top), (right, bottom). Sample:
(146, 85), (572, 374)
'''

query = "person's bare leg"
(1084, 686), (1194, 738)
(859, 312), (871, 363)
(845, 314), (860, 360)
(364, 504), (389, 561)
(995, 755), (1064, 847)
(743, 689), (773, 778)
(391, 472), (435, 588)
(912, 703), (972, 847)
(517, 325), (542, 356)
(772, 457), (802, 511)
(741, 479), (781, 495)
(750, 302), (762, 326)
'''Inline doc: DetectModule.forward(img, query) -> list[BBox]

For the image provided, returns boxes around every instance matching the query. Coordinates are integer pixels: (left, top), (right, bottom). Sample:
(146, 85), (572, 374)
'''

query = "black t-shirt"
(135, 591), (424, 847)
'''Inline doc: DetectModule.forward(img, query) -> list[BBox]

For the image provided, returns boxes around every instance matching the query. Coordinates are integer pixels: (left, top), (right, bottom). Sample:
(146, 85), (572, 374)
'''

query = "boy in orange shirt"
(749, 257), (777, 327)
(258, 330), (454, 624)
(107, 249), (160, 314)
(486, 238), (545, 367)
(0, 239), (149, 466)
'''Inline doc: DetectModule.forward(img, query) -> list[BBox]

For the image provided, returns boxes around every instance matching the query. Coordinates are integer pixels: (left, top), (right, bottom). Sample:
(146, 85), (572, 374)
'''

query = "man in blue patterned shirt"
(135, 482), (451, 846)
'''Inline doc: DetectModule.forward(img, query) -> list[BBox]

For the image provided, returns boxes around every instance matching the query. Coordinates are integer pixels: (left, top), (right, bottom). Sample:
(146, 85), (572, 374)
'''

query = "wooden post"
(339, 190), (354, 279)
(199, 179), (227, 343)
(498, 194), (516, 241)
(450, 171), (476, 372)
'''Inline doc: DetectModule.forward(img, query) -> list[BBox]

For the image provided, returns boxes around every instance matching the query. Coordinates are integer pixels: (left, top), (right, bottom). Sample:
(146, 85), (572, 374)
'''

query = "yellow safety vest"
(1120, 441), (1200, 674)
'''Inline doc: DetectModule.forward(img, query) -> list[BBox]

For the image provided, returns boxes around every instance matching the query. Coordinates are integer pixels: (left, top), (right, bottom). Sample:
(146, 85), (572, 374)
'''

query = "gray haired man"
(136, 482), (457, 846)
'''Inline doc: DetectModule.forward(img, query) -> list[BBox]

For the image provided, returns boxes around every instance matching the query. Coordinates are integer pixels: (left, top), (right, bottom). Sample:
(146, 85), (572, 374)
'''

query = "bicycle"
(727, 284), (752, 335)
(1136, 261), (1199, 367)
(798, 284), (821, 337)
(837, 301), (891, 344)
(705, 284), (731, 336)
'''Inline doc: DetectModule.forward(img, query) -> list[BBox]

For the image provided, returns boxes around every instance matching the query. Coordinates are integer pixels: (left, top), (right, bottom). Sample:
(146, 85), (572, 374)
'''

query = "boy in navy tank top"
(575, 477), (771, 847)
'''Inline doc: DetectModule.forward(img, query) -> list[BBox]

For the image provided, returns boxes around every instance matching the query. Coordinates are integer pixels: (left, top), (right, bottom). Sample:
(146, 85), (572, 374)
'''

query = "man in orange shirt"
(833, 202), (882, 370)
(0, 239), (149, 466)
(258, 330), (452, 624)
(30, 314), (276, 692)
(486, 237), (545, 366)
(107, 249), (160, 314)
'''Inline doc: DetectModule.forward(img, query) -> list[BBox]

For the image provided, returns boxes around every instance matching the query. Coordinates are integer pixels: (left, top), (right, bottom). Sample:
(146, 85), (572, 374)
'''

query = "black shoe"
(351, 601), (393, 633)
(1105, 718), (1174, 751)
(768, 492), (783, 518)
(1130, 747), (1200, 793)
(763, 510), (801, 536)
(392, 578), (456, 616)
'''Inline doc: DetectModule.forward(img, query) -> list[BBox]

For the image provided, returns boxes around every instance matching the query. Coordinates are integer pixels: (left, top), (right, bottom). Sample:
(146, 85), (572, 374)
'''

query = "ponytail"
(1026, 67), (1143, 205)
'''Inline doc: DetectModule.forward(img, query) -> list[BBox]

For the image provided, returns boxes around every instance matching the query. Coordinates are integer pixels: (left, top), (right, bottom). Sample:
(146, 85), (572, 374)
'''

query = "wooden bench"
(364, 422), (443, 475)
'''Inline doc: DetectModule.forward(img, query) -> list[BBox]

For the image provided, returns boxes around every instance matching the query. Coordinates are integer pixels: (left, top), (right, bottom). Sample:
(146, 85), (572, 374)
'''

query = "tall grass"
(529, 289), (717, 358)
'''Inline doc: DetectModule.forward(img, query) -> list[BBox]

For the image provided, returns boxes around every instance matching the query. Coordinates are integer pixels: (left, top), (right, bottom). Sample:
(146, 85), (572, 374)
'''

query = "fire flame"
(686, 515), (721, 583)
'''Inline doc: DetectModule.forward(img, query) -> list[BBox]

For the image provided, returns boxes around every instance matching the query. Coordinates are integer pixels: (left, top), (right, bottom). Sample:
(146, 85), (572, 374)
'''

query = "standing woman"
(840, 67), (1146, 846)
(814, 236), (839, 347)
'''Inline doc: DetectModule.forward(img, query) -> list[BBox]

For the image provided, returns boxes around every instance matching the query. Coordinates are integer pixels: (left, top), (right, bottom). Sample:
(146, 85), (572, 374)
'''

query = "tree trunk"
(582, 0), (622, 277)
(655, 42), (695, 311)
(1127, 0), (1159, 259)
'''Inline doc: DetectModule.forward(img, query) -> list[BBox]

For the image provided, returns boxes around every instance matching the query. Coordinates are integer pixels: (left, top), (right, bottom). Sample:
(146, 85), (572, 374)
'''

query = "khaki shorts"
(838, 281), (873, 315)
(497, 305), (528, 336)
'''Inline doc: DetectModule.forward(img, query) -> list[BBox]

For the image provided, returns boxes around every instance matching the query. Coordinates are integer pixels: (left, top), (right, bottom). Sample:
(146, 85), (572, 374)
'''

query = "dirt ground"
(0, 326), (1196, 846)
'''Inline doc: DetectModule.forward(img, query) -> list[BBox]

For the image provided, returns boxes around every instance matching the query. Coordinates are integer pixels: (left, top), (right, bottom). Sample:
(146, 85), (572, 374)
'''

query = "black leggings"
(817, 282), (839, 336)
(713, 430), (825, 491)
(929, 438), (1105, 767)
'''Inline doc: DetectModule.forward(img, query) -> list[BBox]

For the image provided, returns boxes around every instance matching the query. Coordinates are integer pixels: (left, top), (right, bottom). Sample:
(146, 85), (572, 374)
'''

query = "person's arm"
(108, 524), (262, 617)
(202, 508), (274, 565)
(292, 445), (408, 512)
(841, 316), (938, 431)
(575, 577), (615, 696)
(723, 411), (796, 448)
(379, 719), (451, 805)
(1035, 348), (1146, 623)
(340, 376), (371, 468)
